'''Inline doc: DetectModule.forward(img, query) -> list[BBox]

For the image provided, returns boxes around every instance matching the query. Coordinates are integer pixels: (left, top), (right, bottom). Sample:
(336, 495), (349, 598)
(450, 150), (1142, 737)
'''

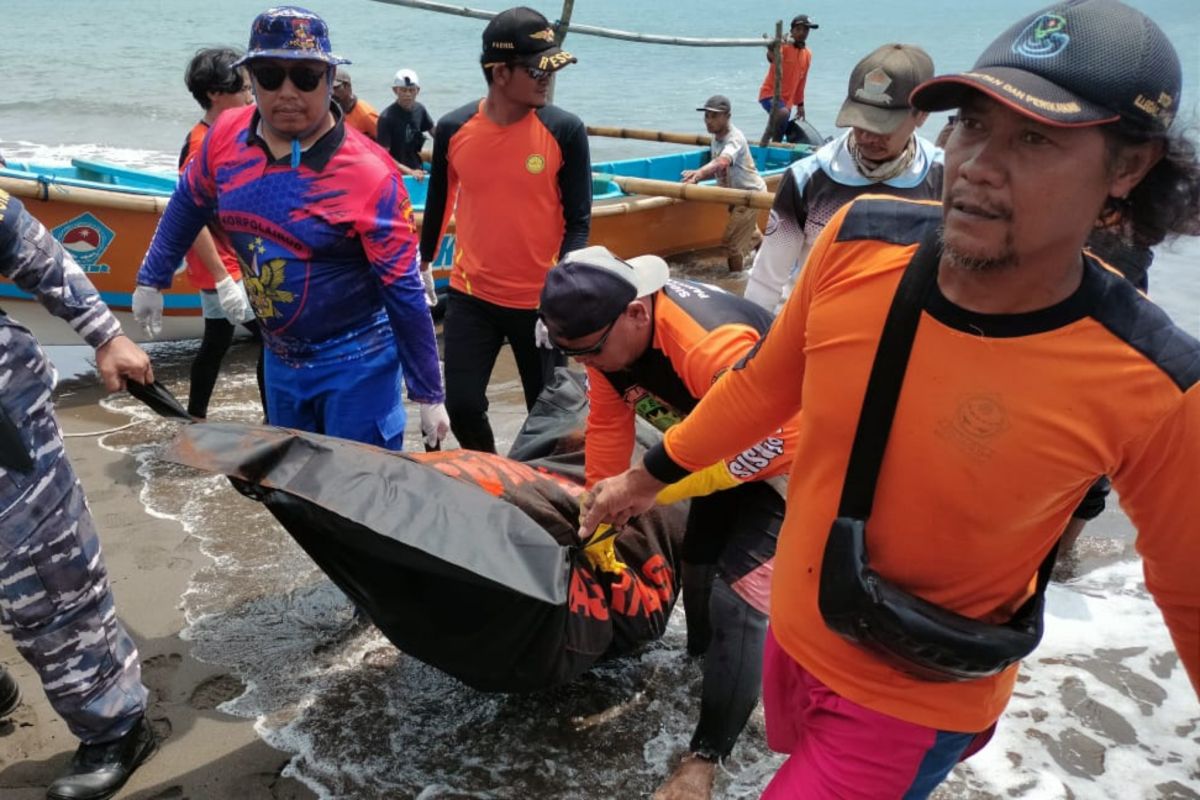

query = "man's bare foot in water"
(653, 753), (717, 800)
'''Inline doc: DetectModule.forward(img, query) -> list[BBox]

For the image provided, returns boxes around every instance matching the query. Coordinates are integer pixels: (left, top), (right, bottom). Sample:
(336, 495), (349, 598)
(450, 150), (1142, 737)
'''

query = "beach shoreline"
(0, 385), (316, 800)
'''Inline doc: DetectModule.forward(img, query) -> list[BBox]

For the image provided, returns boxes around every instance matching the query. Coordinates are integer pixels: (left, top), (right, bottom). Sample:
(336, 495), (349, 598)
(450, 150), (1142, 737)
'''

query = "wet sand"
(3, 264), (1197, 798)
(0, 368), (316, 799)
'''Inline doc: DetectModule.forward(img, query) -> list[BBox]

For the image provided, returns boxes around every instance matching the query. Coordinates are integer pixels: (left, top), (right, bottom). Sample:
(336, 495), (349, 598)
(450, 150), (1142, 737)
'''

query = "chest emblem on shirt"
(525, 154), (546, 174)
(936, 392), (1010, 461)
(242, 250), (295, 319)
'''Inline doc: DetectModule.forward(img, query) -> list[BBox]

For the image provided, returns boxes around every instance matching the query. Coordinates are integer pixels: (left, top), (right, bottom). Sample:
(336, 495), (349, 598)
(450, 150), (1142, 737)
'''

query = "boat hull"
(0, 186), (204, 344)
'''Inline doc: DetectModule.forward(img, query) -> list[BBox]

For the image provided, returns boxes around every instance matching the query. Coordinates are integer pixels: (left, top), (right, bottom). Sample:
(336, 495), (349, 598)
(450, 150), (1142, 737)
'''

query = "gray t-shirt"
(710, 124), (767, 192)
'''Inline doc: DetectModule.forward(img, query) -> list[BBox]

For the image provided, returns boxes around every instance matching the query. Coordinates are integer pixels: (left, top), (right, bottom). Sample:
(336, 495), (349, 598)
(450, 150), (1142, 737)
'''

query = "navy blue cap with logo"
(234, 5), (350, 67)
(482, 6), (577, 72)
(910, 0), (1180, 132)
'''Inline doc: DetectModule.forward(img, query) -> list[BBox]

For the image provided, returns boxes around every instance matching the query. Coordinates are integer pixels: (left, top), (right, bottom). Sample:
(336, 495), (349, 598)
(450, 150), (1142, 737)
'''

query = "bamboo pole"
(586, 126), (712, 147)
(547, 0), (575, 105)
(595, 173), (774, 209)
(0, 176), (170, 214)
(761, 21), (787, 147)
(367, 0), (770, 47)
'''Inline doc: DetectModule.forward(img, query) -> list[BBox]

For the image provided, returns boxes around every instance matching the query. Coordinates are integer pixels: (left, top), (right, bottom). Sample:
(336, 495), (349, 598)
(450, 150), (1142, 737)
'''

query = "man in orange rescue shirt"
(419, 6), (591, 453)
(582, 1), (1200, 797)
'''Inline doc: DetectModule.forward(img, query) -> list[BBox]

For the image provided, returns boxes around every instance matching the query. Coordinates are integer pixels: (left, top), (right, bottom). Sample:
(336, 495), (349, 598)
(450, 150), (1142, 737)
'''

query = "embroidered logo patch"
(1012, 13), (1069, 59)
(526, 154), (546, 174)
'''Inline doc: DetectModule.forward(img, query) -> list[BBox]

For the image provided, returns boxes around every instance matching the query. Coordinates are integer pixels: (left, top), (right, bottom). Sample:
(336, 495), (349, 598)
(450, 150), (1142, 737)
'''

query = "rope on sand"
(62, 420), (143, 438)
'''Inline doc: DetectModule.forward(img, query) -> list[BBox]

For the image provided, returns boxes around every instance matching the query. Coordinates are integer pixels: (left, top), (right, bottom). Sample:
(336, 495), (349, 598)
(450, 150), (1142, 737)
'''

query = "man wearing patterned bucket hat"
(582, 1), (1200, 796)
(420, 6), (591, 454)
(136, 6), (450, 452)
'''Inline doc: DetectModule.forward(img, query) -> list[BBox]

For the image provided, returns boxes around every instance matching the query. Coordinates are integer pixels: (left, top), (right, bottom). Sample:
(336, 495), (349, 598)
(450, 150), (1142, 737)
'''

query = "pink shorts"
(761, 628), (993, 799)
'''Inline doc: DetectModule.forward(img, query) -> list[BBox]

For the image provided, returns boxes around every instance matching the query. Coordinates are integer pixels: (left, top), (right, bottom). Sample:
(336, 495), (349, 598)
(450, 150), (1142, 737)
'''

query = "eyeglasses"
(554, 317), (619, 357)
(249, 63), (327, 93)
(483, 61), (551, 81)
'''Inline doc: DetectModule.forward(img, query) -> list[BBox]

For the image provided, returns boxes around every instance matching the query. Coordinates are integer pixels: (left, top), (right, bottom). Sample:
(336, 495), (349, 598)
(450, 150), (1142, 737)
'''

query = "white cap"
(393, 68), (420, 88)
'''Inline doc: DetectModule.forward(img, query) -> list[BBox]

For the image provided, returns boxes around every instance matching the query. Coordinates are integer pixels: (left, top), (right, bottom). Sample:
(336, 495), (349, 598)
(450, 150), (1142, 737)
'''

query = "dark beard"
(939, 225), (1018, 272)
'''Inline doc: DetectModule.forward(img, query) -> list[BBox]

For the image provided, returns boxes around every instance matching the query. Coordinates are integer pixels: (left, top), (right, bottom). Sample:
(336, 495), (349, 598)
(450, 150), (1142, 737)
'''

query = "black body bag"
(817, 231), (1059, 682)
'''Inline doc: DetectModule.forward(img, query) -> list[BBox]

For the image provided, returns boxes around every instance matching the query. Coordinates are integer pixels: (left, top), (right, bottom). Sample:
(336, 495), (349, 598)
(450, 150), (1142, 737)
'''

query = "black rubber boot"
(46, 715), (157, 800)
(0, 665), (21, 718)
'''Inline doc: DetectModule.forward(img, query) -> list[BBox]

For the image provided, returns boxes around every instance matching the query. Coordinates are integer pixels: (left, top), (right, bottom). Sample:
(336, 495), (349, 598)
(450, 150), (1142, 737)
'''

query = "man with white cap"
(744, 43), (942, 314)
(378, 67), (436, 180)
(581, 1), (1200, 795)
(540, 246), (801, 800)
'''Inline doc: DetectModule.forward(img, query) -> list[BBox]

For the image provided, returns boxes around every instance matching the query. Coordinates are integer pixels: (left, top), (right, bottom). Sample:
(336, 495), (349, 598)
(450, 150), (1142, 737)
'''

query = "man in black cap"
(420, 6), (591, 453)
(745, 43), (942, 313)
(758, 14), (818, 141)
(581, 1), (1200, 795)
(682, 95), (767, 272)
(541, 245), (801, 800)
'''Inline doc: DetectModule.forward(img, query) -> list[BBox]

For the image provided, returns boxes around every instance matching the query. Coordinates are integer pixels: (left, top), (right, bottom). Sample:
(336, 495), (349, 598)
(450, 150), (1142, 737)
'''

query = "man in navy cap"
(582, 1), (1200, 795)
(420, 6), (590, 454)
(135, 6), (449, 452)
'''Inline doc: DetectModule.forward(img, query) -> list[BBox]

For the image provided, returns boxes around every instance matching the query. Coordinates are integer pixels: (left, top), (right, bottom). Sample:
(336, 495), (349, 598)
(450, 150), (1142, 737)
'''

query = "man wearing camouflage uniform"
(0, 187), (157, 800)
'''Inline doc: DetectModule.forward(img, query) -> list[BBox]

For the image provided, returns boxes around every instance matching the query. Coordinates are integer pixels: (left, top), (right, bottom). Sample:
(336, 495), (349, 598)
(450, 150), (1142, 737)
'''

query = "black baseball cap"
(791, 14), (818, 29)
(482, 6), (577, 72)
(539, 246), (669, 340)
(911, 0), (1180, 131)
(696, 95), (732, 114)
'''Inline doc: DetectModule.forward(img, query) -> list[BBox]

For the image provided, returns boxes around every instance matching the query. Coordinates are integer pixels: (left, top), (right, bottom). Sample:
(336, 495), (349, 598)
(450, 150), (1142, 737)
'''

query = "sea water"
(4, 0), (1199, 797)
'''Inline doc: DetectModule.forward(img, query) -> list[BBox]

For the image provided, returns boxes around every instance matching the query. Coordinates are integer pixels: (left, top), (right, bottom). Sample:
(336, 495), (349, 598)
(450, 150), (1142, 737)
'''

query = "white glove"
(215, 276), (254, 324)
(132, 285), (163, 338)
(534, 318), (553, 349)
(418, 402), (450, 449)
(419, 267), (437, 308)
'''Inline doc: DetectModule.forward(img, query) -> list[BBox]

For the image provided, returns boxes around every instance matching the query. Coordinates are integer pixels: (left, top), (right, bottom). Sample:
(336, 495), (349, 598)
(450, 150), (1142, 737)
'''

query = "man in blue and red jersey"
(134, 6), (448, 450)
(419, 6), (591, 454)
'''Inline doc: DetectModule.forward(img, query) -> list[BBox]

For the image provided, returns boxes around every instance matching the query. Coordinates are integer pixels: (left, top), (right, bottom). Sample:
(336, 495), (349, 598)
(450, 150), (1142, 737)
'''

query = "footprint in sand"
(188, 673), (246, 711)
(141, 652), (183, 705)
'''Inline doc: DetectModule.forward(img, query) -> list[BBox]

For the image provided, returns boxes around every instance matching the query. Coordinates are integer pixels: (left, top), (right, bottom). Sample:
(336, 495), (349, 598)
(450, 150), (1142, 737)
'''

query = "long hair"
(185, 47), (246, 110)
(1102, 123), (1200, 249)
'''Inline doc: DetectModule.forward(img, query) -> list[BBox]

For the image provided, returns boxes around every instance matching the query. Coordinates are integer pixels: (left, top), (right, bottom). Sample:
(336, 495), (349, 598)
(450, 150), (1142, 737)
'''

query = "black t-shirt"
(377, 101), (435, 169)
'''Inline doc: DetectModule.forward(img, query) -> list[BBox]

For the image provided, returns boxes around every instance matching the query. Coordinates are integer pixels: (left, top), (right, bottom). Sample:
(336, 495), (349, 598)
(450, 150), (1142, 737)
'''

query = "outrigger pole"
(366, 0), (785, 105)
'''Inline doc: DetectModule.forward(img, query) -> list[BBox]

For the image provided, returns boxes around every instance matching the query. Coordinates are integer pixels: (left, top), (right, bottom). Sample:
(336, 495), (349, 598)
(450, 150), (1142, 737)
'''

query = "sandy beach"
(0, 381), (316, 800)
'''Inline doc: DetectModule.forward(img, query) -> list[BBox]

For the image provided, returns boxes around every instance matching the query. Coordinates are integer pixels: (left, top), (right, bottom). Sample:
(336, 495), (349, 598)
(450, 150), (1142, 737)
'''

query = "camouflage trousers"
(0, 326), (148, 743)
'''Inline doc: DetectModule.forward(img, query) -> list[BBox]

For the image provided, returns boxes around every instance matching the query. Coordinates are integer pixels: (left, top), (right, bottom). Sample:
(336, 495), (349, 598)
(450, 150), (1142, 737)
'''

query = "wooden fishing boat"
(1, 143), (808, 343)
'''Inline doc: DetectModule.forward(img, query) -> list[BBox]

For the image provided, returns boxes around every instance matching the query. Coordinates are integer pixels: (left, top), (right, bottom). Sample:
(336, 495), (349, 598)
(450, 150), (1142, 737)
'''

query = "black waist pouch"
(817, 231), (1058, 682)
(819, 516), (1051, 682)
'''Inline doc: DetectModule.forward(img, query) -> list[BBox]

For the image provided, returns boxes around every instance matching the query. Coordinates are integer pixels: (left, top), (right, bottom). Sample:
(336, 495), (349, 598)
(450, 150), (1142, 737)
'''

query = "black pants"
(682, 482), (785, 760)
(442, 290), (564, 453)
(187, 317), (267, 419)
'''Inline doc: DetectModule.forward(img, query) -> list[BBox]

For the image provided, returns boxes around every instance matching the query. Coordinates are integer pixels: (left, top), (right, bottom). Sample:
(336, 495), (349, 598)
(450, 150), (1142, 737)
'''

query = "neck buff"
(848, 133), (917, 182)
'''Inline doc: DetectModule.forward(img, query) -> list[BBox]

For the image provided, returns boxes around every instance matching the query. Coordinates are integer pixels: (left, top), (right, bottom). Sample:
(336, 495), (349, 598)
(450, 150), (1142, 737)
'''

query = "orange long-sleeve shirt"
(586, 279), (800, 489)
(758, 45), (812, 107)
(644, 196), (1200, 732)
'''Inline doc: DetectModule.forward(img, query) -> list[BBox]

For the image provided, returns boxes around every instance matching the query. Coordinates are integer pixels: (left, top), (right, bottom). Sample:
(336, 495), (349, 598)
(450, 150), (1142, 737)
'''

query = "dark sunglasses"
(524, 66), (551, 80)
(250, 63), (327, 93)
(554, 317), (619, 357)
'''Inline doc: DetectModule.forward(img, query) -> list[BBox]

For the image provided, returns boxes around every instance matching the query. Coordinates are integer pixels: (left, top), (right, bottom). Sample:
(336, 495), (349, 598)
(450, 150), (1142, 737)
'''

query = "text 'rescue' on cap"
(482, 6), (577, 73)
